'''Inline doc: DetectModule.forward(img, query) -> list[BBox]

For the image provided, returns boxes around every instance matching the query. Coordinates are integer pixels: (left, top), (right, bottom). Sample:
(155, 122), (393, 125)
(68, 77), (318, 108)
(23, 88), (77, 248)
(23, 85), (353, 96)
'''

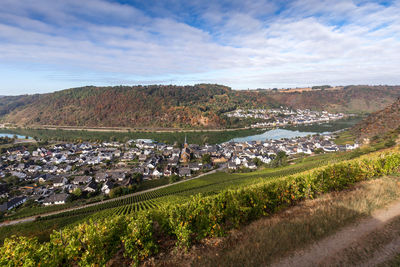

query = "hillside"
(1, 84), (233, 128)
(1, 85), (400, 128)
(351, 97), (400, 140)
(268, 85), (400, 113)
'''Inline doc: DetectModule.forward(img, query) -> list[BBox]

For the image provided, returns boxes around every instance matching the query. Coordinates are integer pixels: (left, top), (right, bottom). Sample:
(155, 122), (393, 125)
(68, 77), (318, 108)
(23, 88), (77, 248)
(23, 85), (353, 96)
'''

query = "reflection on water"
(229, 116), (363, 142)
(229, 128), (329, 142)
(0, 133), (32, 139)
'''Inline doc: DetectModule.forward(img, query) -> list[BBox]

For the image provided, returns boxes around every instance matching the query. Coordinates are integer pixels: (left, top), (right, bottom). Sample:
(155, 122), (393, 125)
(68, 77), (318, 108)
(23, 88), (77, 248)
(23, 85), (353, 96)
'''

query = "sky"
(0, 0), (399, 95)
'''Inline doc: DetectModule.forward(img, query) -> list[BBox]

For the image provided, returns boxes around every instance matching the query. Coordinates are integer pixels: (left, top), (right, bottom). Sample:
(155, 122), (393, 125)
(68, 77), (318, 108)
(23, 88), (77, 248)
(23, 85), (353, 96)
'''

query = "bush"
(121, 212), (158, 266)
(169, 174), (180, 184)
(47, 216), (127, 266)
(0, 236), (46, 266)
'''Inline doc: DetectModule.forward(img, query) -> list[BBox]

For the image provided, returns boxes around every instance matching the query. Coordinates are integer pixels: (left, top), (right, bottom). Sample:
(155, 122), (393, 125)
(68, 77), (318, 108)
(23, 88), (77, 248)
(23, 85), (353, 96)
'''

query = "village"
(225, 108), (346, 128)
(0, 134), (359, 213)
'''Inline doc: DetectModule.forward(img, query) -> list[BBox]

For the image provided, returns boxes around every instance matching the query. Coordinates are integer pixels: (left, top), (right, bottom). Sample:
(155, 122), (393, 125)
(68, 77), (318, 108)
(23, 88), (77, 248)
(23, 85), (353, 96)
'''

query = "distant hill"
(351, 97), (400, 140)
(267, 85), (400, 113)
(1, 84), (400, 128)
(1, 84), (232, 128)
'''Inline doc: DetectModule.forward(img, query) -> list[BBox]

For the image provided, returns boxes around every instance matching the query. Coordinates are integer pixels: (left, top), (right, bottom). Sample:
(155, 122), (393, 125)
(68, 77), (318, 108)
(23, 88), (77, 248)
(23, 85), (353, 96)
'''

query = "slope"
(352, 97), (400, 140)
(1, 84), (400, 128)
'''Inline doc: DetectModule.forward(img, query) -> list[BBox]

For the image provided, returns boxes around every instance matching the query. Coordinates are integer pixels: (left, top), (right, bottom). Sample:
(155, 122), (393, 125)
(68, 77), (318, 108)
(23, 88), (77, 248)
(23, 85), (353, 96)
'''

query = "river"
(229, 116), (363, 142)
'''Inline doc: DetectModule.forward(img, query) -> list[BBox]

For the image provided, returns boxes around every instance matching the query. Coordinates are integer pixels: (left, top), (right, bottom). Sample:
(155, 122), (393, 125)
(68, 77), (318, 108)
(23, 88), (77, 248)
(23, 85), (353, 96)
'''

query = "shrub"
(0, 236), (46, 266)
(121, 212), (158, 265)
(48, 216), (127, 266)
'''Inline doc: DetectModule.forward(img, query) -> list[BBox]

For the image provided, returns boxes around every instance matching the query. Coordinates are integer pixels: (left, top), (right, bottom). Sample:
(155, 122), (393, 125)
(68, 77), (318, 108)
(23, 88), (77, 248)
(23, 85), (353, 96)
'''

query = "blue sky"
(0, 0), (399, 95)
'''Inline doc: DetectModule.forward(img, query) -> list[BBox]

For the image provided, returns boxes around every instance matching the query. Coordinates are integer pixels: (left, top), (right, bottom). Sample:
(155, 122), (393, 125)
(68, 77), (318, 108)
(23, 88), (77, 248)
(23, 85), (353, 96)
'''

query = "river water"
(0, 133), (32, 139)
(229, 116), (363, 142)
(229, 128), (328, 142)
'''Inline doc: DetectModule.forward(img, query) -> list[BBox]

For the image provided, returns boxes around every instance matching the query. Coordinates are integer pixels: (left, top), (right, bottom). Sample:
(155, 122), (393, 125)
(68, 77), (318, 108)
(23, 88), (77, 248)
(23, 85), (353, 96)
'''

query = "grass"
(334, 130), (356, 145)
(0, 214), (88, 244)
(383, 252), (400, 267)
(150, 175), (400, 267)
(328, 215), (400, 266)
(137, 176), (170, 191)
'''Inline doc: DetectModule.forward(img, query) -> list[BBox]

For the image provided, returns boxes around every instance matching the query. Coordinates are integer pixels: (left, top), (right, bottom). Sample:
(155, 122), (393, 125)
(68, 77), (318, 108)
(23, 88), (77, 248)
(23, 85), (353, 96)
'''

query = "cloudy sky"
(0, 0), (399, 95)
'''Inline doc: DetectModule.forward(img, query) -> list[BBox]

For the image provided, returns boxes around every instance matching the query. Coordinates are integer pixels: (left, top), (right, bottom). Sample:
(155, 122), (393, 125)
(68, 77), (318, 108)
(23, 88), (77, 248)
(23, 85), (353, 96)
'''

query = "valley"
(0, 84), (399, 129)
(0, 85), (399, 266)
(2, 1), (400, 265)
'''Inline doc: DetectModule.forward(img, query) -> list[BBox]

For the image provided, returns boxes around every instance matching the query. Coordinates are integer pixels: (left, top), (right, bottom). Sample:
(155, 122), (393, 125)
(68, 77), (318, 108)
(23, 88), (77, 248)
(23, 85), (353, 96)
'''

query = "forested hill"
(1, 84), (233, 128)
(351, 97), (400, 140)
(1, 84), (400, 128)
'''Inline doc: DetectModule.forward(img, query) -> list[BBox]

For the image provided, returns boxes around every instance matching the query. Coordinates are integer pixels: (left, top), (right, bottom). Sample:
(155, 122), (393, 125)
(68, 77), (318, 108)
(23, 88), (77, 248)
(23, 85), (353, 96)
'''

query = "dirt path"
(273, 200), (400, 267)
(359, 236), (400, 266)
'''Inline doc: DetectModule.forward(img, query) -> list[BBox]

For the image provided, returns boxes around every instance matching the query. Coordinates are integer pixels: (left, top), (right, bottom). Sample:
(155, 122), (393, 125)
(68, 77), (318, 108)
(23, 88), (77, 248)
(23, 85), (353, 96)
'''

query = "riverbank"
(0, 116), (363, 145)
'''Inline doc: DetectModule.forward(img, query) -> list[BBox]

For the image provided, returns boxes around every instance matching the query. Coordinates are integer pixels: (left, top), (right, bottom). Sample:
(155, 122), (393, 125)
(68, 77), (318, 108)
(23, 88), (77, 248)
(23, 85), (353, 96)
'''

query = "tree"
(109, 187), (123, 198)
(72, 188), (82, 197)
(169, 174), (180, 184)
(132, 173), (143, 184)
(252, 157), (262, 167)
(314, 148), (324, 154)
(202, 154), (212, 165)
(270, 151), (288, 168)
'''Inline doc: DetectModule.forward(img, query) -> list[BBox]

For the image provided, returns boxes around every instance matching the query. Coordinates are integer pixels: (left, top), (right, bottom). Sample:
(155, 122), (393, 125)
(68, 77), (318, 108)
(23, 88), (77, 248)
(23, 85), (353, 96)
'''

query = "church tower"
(184, 135), (188, 148)
(180, 135), (191, 163)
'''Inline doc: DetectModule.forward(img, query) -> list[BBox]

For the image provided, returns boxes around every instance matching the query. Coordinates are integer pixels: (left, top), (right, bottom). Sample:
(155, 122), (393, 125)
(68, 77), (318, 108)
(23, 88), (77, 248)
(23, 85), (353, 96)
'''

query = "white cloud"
(0, 0), (399, 94)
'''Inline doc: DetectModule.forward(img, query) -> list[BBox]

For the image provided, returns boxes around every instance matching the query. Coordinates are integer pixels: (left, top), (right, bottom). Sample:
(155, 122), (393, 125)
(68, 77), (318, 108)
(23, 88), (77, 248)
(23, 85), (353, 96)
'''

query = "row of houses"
(225, 108), (346, 128)
(0, 133), (359, 208)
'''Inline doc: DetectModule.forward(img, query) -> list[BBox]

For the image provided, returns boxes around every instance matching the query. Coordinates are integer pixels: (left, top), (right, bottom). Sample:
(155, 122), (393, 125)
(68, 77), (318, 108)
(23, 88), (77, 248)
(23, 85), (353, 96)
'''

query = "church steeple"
(181, 134), (191, 163)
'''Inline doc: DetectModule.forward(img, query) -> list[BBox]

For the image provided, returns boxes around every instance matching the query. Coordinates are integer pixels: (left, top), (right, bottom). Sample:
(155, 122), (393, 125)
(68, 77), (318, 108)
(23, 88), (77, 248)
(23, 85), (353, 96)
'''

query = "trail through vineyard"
(273, 199), (400, 267)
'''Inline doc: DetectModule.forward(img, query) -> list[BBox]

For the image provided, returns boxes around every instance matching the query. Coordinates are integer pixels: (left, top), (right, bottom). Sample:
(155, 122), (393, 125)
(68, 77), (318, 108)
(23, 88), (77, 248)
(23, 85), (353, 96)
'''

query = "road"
(2, 125), (251, 133)
(0, 166), (226, 228)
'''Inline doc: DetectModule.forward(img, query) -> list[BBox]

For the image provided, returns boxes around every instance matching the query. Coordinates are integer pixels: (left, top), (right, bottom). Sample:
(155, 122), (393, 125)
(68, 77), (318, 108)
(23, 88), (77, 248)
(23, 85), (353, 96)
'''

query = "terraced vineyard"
(0, 148), (373, 243)
(37, 149), (366, 223)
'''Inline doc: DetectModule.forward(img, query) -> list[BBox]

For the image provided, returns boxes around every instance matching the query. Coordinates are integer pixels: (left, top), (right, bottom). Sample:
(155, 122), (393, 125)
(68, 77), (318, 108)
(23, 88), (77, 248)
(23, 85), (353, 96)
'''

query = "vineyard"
(0, 147), (372, 244)
(8, 148), (363, 226)
(2, 146), (400, 266)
